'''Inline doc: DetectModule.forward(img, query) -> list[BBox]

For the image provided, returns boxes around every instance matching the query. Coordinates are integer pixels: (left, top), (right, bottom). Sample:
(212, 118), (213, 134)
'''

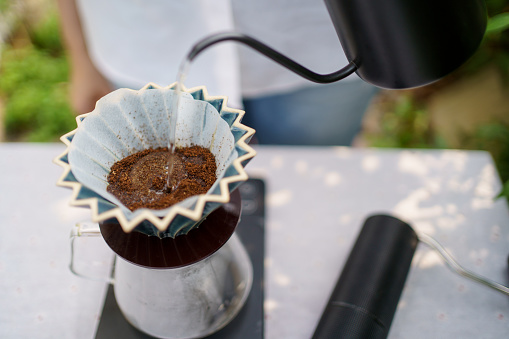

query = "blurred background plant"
(360, 0), (509, 197)
(0, 0), (75, 142)
(0, 0), (508, 196)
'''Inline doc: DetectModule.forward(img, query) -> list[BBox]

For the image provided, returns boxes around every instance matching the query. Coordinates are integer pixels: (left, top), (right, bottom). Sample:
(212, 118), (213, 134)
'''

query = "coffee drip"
(167, 59), (191, 191)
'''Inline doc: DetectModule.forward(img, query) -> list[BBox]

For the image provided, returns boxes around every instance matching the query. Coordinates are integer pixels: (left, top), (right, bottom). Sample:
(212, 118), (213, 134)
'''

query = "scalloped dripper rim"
(54, 82), (256, 236)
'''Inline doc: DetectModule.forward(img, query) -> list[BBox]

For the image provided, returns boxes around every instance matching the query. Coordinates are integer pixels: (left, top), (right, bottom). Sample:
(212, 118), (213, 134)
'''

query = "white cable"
(417, 233), (509, 297)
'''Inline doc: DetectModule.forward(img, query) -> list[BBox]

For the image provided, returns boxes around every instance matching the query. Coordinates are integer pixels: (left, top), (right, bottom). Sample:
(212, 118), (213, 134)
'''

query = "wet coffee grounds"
(107, 146), (217, 211)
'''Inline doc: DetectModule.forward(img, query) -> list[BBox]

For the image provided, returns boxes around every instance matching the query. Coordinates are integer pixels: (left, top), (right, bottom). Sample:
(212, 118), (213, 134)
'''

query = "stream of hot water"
(166, 58), (191, 191)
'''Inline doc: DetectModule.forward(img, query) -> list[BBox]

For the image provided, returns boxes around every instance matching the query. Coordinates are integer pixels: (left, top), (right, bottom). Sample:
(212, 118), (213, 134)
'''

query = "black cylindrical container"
(312, 214), (418, 339)
(324, 0), (487, 88)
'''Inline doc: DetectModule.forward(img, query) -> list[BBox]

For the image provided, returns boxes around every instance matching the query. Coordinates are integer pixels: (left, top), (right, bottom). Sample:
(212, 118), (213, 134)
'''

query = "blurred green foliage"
(465, 124), (509, 182)
(486, 0), (509, 16)
(368, 2), (509, 200)
(365, 95), (446, 149)
(464, 2), (509, 83)
(0, 0), (9, 13)
(486, 12), (509, 34)
(369, 92), (509, 196)
(27, 12), (65, 56)
(0, 11), (76, 141)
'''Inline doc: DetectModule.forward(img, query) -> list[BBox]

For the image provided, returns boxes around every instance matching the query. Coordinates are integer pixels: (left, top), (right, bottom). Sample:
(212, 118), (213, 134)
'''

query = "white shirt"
(76, 0), (243, 106)
(232, 0), (355, 98)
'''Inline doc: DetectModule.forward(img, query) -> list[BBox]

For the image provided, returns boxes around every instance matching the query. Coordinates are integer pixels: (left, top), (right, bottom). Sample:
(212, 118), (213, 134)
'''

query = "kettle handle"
(70, 222), (115, 284)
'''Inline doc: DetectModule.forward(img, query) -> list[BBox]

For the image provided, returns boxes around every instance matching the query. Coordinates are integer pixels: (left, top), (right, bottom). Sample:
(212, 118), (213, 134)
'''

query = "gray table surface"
(1, 143), (508, 339)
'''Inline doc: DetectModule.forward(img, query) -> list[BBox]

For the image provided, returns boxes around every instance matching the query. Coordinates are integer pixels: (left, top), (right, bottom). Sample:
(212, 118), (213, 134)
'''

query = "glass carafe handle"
(70, 222), (115, 284)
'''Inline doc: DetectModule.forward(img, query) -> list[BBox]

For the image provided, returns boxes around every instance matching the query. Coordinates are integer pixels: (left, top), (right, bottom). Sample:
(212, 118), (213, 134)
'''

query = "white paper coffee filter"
(55, 83), (256, 237)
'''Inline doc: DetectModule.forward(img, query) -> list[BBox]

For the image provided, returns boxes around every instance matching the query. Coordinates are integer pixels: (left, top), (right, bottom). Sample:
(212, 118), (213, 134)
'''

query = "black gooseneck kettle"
(188, 0), (487, 89)
(323, 0), (487, 88)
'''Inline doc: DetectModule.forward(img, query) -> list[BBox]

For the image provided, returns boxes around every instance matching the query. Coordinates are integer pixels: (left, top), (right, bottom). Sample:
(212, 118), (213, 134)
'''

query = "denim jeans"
(242, 79), (378, 146)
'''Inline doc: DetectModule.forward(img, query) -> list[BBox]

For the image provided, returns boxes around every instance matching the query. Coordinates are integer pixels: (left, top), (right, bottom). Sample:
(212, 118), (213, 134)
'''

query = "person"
(57, 0), (378, 146)
(57, 0), (242, 114)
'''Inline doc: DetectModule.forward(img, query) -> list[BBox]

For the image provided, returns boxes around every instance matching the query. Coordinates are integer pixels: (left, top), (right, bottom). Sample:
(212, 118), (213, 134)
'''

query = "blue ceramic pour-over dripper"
(55, 83), (256, 238)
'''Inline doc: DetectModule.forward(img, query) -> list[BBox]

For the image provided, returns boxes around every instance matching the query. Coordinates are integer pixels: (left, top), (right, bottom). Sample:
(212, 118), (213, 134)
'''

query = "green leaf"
(497, 179), (509, 200)
(29, 13), (64, 55)
(486, 13), (509, 34)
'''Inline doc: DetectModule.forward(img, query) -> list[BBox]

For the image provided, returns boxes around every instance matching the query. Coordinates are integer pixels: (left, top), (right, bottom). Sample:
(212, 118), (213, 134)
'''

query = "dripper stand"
(99, 190), (242, 269)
